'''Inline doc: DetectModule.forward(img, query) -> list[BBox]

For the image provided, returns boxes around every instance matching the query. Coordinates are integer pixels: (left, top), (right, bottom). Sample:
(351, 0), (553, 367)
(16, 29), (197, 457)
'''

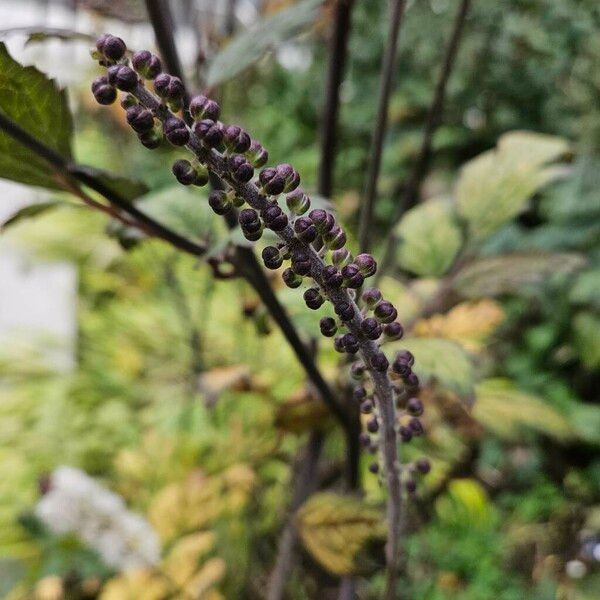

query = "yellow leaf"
(473, 379), (573, 441)
(100, 569), (170, 600)
(183, 557), (226, 599)
(456, 131), (570, 239)
(296, 493), (385, 575)
(394, 198), (462, 276)
(413, 300), (505, 350)
(435, 479), (492, 528)
(162, 532), (216, 586)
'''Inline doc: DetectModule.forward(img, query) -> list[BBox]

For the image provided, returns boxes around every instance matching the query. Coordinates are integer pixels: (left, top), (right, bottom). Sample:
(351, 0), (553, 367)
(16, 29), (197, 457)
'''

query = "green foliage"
(206, 0), (322, 86)
(0, 42), (72, 190)
(395, 199), (462, 276)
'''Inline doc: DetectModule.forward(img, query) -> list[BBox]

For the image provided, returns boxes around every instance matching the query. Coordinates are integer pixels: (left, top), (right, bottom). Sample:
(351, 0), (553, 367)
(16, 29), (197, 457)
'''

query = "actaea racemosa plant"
(91, 33), (430, 590)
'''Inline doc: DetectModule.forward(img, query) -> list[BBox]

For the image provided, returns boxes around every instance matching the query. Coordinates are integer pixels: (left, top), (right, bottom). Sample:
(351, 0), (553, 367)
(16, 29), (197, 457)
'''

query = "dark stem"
(267, 431), (324, 600)
(0, 110), (207, 257)
(376, 0), (470, 281)
(358, 0), (407, 254)
(399, 0), (470, 213)
(317, 0), (356, 199)
(224, 0), (237, 36)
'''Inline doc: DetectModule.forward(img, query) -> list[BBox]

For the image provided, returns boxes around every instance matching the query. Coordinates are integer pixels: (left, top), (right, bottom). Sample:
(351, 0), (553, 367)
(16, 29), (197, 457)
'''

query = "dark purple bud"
(415, 458), (431, 474)
(262, 246), (283, 270)
(408, 417), (424, 436)
(360, 317), (383, 341)
(285, 189), (310, 215)
(189, 94), (220, 121)
(107, 64), (138, 91)
(131, 50), (162, 79)
(228, 154), (254, 183)
(359, 433), (371, 448)
(192, 119), (224, 147)
(361, 288), (381, 309)
(384, 322), (404, 340)
(341, 264), (364, 289)
(276, 163), (300, 192)
(96, 34), (126, 61)
(262, 204), (288, 232)
(399, 425), (413, 443)
(304, 288), (324, 310)
(153, 73), (184, 101)
(360, 399), (373, 414)
(369, 462), (380, 474)
(396, 350), (414, 367)
(163, 116), (189, 146)
(405, 372), (420, 389)
(354, 253), (377, 278)
(366, 417), (379, 434)
(374, 301), (397, 324)
(239, 208), (260, 226)
(332, 248), (352, 268)
(319, 317), (337, 337)
(259, 167), (285, 195)
(172, 159), (196, 185)
(223, 125), (251, 153)
(246, 140), (269, 168)
(322, 265), (343, 288)
(333, 336), (346, 353)
(405, 479), (417, 493)
(91, 76), (116, 105)
(353, 386), (367, 401)
(350, 361), (365, 380)
(334, 301), (355, 322)
(342, 333), (360, 354)
(208, 190), (232, 215)
(392, 357), (411, 377)
(370, 351), (389, 372)
(282, 267), (302, 289)
(323, 225), (347, 250)
(126, 105), (154, 133)
(407, 397), (423, 416)
(294, 217), (317, 243)
(290, 249), (311, 276)
(309, 209), (335, 234)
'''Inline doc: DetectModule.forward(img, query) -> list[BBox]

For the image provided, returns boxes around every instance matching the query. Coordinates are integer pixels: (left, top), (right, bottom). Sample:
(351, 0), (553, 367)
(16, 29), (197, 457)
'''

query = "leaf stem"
(358, 0), (407, 254)
(376, 0), (471, 281)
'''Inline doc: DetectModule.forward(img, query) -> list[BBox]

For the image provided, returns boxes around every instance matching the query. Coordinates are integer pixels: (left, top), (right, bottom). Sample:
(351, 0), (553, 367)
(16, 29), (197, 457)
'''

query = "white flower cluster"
(35, 466), (161, 572)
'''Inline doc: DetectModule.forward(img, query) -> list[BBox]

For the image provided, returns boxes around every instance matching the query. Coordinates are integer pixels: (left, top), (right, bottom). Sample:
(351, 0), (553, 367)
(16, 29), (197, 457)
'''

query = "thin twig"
(317, 0), (356, 199)
(376, 0), (471, 281)
(358, 0), (407, 254)
(0, 110), (208, 257)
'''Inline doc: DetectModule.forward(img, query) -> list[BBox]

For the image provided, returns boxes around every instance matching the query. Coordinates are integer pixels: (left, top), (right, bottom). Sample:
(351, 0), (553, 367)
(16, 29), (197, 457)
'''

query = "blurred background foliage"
(0, 0), (599, 598)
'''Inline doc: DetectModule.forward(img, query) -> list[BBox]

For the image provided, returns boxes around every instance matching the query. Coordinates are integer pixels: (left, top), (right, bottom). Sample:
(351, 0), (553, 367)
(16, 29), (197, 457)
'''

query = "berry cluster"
(90, 35), (427, 493)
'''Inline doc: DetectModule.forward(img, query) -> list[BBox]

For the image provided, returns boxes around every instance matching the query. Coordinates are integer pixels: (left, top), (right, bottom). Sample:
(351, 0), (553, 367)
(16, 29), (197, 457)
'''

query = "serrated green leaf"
(452, 252), (585, 298)
(296, 492), (385, 576)
(472, 378), (573, 441)
(206, 0), (322, 86)
(456, 131), (570, 240)
(0, 42), (73, 190)
(394, 198), (462, 276)
(389, 337), (475, 399)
